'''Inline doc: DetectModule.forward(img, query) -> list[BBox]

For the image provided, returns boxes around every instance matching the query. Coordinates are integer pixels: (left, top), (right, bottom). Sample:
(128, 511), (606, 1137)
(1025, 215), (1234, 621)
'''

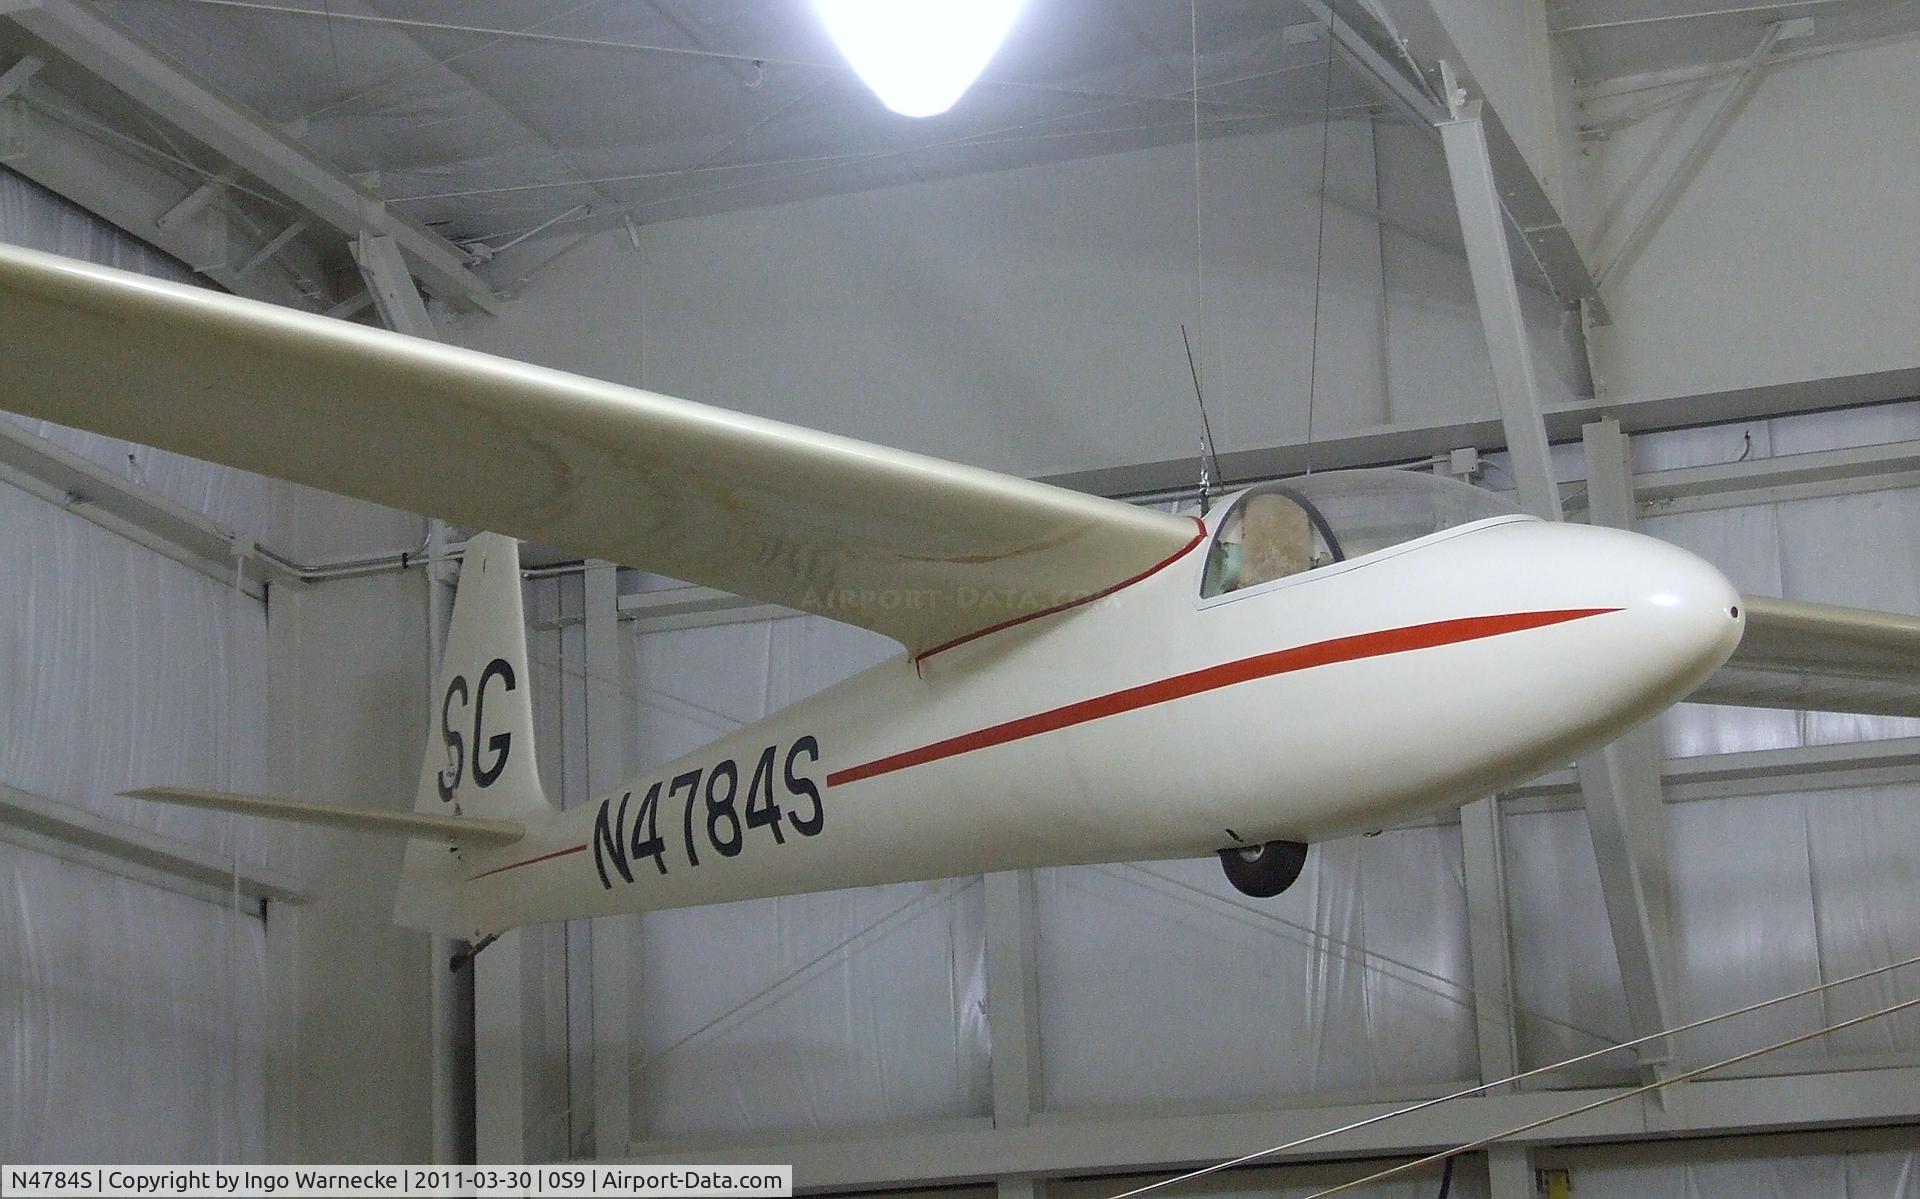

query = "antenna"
(1181, 324), (1222, 514)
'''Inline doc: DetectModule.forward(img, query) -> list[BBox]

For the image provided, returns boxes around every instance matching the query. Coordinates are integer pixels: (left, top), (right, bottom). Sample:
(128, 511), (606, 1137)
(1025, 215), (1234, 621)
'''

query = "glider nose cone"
(1583, 526), (1745, 704)
(1645, 549), (1744, 668)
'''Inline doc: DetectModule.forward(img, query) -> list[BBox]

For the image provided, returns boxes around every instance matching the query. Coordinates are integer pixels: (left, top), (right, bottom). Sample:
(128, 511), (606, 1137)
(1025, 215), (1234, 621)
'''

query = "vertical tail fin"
(397, 532), (555, 935)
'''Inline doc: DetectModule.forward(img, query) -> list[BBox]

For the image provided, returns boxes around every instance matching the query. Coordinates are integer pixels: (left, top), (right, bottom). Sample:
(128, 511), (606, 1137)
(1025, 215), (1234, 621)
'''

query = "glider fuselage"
(450, 512), (1742, 936)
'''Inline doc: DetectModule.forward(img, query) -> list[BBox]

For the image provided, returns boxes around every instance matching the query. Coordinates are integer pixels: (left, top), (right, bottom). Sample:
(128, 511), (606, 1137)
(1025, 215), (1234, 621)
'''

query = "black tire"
(1218, 840), (1309, 897)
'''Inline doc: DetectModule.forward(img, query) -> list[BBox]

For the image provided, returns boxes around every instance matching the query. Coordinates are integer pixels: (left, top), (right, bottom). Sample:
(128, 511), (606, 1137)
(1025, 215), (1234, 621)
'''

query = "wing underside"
(1690, 595), (1920, 719)
(0, 243), (1199, 656)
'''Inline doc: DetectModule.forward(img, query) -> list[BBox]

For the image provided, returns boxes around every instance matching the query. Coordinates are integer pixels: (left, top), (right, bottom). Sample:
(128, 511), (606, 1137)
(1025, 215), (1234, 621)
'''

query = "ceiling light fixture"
(812, 0), (1025, 118)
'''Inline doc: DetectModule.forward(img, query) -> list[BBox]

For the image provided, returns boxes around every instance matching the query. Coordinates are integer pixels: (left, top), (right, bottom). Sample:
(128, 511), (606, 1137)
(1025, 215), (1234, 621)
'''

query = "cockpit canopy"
(1201, 469), (1523, 598)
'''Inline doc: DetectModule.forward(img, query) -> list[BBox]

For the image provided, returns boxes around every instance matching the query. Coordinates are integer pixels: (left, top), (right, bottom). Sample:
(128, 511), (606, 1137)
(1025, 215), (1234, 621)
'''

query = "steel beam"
(617, 585), (797, 635)
(1458, 798), (1536, 1195)
(1319, 183), (1559, 300)
(555, 575), (595, 1159)
(0, 780), (309, 909)
(4, 0), (496, 311)
(1439, 99), (1562, 520)
(154, 170), (234, 236)
(988, 868), (1051, 1199)
(421, 516), (468, 1168)
(356, 236), (474, 1166)
(616, 1064), (1920, 1190)
(0, 77), (321, 307)
(1573, 744), (1677, 1068)
(1508, 735), (1920, 811)
(585, 560), (634, 1158)
(238, 219), (308, 279)
(0, 417), (299, 598)
(1598, 24), (1784, 289)
(1443, 86), (1675, 1097)
(475, 930), (528, 1163)
(1486, 1146), (1534, 1199)
(1299, 0), (1444, 128)
(1459, 797), (1520, 1084)
(0, 50), (39, 97)
(1311, 0), (1606, 322)
(1604, 438), (1920, 519)
(1042, 372), (1920, 500)
(352, 231), (437, 340)
(263, 901), (303, 1160)
(985, 870), (1044, 1128)
(324, 291), (375, 320)
(1576, 421), (1679, 1075)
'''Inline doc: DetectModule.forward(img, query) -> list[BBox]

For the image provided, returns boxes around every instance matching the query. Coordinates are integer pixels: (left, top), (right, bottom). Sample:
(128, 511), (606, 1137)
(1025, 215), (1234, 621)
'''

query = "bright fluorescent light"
(813, 0), (1025, 118)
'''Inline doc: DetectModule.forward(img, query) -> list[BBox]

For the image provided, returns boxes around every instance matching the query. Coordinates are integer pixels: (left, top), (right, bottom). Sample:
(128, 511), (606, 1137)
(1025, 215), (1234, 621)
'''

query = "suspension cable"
(1299, 993), (1920, 1198)
(1110, 948), (1920, 1198)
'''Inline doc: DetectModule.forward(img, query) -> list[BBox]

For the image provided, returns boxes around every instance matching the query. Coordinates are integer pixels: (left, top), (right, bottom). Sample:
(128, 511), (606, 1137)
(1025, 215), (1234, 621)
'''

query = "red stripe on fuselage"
(468, 842), (587, 881)
(828, 608), (1620, 787)
(471, 608), (1620, 880)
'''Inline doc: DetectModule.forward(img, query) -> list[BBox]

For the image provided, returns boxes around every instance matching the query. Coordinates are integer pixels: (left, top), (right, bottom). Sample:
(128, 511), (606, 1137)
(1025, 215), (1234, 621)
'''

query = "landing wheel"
(1218, 840), (1309, 897)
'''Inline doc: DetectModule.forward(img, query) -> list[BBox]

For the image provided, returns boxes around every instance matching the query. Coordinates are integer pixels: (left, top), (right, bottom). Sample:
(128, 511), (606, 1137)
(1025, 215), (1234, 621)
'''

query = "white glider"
(1, 242), (1913, 939)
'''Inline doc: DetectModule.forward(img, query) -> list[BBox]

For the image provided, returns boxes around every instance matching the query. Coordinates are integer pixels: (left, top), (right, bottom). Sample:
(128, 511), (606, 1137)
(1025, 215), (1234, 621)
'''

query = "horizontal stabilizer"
(1689, 595), (1920, 718)
(123, 787), (526, 847)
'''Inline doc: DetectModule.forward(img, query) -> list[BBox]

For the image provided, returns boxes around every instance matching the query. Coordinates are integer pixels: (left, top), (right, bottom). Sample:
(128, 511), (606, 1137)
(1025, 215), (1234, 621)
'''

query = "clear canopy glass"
(1201, 469), (1523, 598)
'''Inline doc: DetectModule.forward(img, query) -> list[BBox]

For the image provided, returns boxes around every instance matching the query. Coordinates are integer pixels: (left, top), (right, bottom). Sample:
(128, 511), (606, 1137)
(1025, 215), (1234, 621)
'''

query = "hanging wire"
(1188, 0), (1210, 509)
(1109, 947), (1920, 1198)
(1302, 12), (1339, 475)
(633, 878), (976, 1076)
(298, 0), (604, 126)
(1297, 992), (1920, 1199)
(164, 0), (1320, 114)
(1183, 324), (1221, 513)
(319, 0), (346, 112)
(1110, 862), (1618, 1046)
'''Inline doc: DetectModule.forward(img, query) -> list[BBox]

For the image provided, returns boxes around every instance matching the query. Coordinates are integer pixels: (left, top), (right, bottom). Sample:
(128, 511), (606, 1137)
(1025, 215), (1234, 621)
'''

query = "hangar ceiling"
(2, 0), (1916, 302)
(71, 0), (1380, 249)
(1551, 0), (1920, 82)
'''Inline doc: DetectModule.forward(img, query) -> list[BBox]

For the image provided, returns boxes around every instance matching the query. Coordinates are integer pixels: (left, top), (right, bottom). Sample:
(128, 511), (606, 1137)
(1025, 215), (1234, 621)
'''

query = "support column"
(558, 576), (595, 1158)
(1459, 797), (1519, 1085)
(0, 53), (42, 100)
(1577, 420), (1678, 1076)
(1598, 23), (1786, 288)
(1486, 1146), (1535, 1199)
(1441, 94), (1680, 1086)
(1438, 94), (1554, 1196)
(423, 518), (471, 1163)
(356, 235), (476, 1162)
(263, 902), (302, 1161)
(352, 231), (435, 339)
(1437, 98), (1562, 522)
(1460, 794), (1534, 1198)
(985, 870), (1043, 1199)
(474, 934), (527, 1163)
(585, 560), (634, 1156)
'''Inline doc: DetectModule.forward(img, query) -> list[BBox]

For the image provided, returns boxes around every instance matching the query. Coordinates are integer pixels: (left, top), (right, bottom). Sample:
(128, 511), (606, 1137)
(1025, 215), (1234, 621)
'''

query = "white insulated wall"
(1584, 36), (1920, 405)
(3, 168), (443, 1165)
(1, 169), (269, 1161)
(450, 123), (1580, 481)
